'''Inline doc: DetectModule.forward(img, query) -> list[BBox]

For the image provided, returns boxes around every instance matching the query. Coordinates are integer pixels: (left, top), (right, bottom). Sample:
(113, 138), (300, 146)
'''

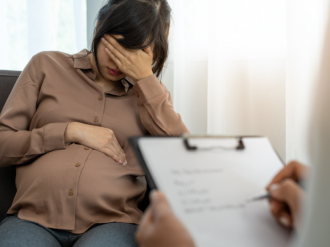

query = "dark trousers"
(0, 214), (138, 247)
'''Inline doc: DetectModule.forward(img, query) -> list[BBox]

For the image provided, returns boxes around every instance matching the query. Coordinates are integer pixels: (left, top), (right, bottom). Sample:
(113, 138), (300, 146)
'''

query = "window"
(0, 0), (87, 71)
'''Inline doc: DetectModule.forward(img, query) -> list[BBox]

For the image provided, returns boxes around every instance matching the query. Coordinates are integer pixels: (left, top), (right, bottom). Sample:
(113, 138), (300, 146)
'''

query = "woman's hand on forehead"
(102, 34), (154, 82)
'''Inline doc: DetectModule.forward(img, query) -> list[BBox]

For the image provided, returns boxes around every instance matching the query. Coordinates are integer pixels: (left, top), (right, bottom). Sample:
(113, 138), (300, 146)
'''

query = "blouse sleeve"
(133, 75), (189, 136)
(0, 56), (69, 167)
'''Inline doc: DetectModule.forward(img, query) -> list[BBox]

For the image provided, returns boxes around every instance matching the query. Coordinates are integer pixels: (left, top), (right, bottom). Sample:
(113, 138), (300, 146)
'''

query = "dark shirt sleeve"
(0, 56), (69, 167)
(133, 75), (190, 136)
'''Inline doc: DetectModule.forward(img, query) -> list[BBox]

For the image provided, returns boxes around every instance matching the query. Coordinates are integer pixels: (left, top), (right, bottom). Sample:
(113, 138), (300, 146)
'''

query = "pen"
(246, 193), (271, 202)
(246, 180), (306, 203)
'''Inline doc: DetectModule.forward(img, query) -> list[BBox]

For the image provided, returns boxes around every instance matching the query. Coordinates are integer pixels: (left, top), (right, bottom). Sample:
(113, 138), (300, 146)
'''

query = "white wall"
(86, 0), (107, 49)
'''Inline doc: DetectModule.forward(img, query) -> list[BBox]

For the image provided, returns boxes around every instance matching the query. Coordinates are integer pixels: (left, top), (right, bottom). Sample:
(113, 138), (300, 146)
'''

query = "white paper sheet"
(138, 137), (291, 247)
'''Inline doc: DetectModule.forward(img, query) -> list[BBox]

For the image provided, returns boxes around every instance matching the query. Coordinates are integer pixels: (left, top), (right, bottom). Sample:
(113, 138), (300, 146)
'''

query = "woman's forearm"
(133, 75), (190, 136)
(0, 123), (69, 167)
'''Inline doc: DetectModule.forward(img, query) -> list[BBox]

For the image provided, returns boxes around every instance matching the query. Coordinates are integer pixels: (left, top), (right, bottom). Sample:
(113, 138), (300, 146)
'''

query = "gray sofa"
(0, 70), (21, 222)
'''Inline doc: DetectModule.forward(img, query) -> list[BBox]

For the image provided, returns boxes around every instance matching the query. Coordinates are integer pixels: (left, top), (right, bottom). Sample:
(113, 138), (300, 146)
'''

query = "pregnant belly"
(14, 144), (146, 218)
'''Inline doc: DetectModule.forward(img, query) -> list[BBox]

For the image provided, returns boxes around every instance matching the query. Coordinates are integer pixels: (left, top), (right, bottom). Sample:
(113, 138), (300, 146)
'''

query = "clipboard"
(129, 135), (283, 191)
(129, 135), (290, 247)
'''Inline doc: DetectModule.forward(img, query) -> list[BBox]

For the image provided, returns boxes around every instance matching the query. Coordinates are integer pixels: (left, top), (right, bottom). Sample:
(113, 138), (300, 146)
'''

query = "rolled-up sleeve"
(133, 74), (189, 136)
(0, 56), (69, 167)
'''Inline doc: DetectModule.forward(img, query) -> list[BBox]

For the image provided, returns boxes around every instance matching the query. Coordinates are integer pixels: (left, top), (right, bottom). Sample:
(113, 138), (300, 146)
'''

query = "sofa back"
(0, 70), (21, 222)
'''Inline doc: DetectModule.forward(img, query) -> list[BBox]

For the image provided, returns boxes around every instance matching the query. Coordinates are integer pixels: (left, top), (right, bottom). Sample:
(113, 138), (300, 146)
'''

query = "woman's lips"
(108, 68), (123, 76)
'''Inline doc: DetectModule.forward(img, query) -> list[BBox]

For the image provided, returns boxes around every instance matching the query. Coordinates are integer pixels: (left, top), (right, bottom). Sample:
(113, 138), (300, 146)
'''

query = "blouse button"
(84, 147), (89, 150)
(68, 189), (74, 196)
(98, 95), (103, 101)
(93, 117), (99, 123)
(75, 163), (81, 167)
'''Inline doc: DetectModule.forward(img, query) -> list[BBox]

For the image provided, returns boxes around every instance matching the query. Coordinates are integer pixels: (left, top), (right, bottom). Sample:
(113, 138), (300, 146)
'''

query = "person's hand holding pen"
(266, 161), (309, 229)
(136, 191), (196, 247)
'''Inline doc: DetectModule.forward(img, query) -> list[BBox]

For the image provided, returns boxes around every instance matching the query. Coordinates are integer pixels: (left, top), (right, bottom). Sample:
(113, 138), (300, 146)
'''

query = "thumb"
(150, 191), (172, 221)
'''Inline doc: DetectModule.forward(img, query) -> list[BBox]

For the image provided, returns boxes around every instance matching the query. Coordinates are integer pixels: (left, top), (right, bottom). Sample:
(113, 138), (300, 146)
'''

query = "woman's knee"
(0, 215), (61, 247)
(73, 222), (139, 247)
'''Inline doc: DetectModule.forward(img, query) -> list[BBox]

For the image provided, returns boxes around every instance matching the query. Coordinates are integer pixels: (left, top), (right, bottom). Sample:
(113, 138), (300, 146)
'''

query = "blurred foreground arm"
(136, 191), (196, 247)
(266, 161), (309, 229)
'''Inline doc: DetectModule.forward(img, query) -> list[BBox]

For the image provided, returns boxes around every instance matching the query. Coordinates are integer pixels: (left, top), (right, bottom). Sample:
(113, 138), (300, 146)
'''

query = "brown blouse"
(0, 49), (188, 233)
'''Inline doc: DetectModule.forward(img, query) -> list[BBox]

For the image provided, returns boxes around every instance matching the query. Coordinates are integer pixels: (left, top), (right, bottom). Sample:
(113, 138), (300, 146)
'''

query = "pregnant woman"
(0, 0), (188, 246)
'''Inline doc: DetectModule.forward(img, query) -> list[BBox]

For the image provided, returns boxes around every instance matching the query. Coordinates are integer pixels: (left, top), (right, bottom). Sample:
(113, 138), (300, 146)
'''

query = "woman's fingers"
(111, 140), (126, 165)
(110, 134), (126, 165)
(104, 34), (129, 58)
(107, 138), (126, 166)
(103, 129), (127, 166)
(75, 123), (127, 166)
(102, 39), (125, 65)
(104, 149), (120, 164)
(105, 47), (121, 67)
(104, 147), (126, 166)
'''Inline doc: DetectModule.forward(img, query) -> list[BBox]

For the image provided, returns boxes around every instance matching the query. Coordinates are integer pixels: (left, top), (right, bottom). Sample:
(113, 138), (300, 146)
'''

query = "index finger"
(104, 34), (129, 57)
(266, 161), (308, 190)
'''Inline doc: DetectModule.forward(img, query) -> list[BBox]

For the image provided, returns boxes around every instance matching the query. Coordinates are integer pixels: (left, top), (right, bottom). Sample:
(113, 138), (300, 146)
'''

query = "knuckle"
(106, 151), (114, 159)
(110, 153), (119, 161)
(282, 179), (295, 188)
(280, 180), (292, 192)
(280, 179), (298, 197)
(288, 160), (299, 167)
(100, 140), (108, 149)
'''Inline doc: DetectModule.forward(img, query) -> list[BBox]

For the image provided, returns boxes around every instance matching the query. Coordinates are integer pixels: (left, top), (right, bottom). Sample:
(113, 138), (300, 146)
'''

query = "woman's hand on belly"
(64, 122), (127, 166)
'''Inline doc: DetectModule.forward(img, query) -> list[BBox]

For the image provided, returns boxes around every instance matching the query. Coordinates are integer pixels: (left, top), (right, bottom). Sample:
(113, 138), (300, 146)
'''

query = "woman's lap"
(0, 215), (138, 247)
(73, 222), (138, 247)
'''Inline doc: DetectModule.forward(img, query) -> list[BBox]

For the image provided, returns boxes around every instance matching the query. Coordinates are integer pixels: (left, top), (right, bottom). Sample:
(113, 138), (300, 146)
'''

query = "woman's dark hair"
(92, 0), (171, 78)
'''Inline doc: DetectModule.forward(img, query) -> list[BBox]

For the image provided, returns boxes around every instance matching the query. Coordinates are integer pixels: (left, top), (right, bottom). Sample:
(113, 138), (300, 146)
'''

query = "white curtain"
(163, 0), (329, 163)
(0, 0), (86, 71)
